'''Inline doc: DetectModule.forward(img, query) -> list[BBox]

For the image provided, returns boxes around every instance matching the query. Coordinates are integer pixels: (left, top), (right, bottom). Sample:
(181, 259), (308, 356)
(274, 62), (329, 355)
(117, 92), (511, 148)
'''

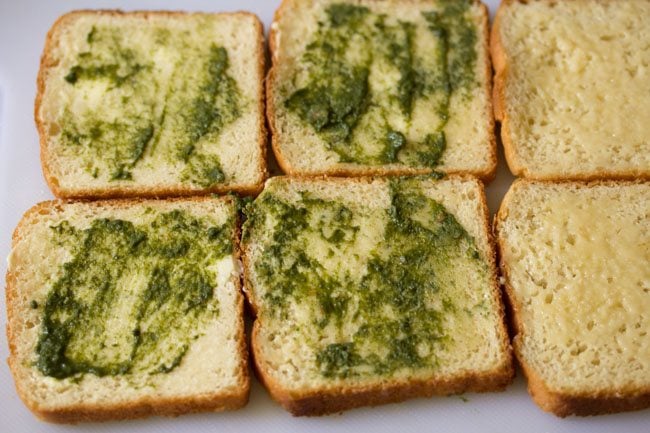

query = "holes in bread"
(599, 34), (619, 42)
(544, 293), (553, 304)
(48, 123), (61, 136)
(569, 344), (586, 356)
(626, 67), (638, 79)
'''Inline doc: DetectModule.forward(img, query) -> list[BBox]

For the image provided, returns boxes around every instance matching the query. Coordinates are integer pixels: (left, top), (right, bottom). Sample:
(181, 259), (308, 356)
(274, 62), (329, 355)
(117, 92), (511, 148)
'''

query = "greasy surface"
(6, 198), (249, 422)
(496, 180), (650, 416)
(492, 0), (650, 180)
(269, 0), (495, 179)
(36, 208), (232, 379)
(282, 1), (477, 166)
(37, 10), (266, 197)
(243, 176), (512, 414)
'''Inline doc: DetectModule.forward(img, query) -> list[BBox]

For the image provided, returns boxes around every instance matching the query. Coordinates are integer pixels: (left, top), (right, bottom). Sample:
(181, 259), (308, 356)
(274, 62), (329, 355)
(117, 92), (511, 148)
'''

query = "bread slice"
(242, 176), (512, 415)
(495, 180), (650, 416)
(268, 0), (496, 181)
(6, 197), (249, 423)
(36, 10), (266, 199)
(492, 0), (650, 180)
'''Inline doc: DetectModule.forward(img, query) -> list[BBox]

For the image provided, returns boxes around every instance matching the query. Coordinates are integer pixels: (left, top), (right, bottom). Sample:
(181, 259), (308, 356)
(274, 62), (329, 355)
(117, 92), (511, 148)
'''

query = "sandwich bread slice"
(242, 176), (512, 415)
(36, 10), (267, 198)
(492, 0), (650, 180)
(268, 0), (496, 181)
(496, 180), (650, 416)
(6, 197), (249, 422)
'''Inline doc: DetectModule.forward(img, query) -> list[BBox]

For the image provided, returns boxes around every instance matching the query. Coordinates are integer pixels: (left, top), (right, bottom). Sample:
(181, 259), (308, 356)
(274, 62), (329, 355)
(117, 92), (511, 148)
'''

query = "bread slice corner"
(6, 197), (249, 423)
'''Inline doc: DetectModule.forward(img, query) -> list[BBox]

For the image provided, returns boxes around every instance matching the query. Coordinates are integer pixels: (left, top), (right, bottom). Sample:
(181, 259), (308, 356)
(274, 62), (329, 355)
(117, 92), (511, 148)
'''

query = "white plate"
(0, 1), (647, 432)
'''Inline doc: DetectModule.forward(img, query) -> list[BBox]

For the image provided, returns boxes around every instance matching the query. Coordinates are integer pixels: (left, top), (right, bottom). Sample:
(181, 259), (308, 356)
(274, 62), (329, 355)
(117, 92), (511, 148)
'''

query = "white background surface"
(0, 1), (647, 432)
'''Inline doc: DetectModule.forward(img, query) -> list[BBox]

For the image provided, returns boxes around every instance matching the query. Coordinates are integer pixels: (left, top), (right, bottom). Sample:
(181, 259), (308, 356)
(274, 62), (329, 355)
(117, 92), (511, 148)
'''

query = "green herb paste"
(243, 178), (489, 378)
(36, 209), (233, 379)
(60, 24), (241, 186)
(284, 0), (478, 167)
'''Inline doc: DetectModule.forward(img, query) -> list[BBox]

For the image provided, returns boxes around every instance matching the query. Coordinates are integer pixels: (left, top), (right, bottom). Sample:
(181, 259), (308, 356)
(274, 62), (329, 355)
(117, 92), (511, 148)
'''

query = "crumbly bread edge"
(266, 0), (497, 183)
(35, 9), (268, 199)
(494, 178), (650, 417)
(242, 175), (513, 416)
(490, 0), (650, 181)
(5, 197), (250, 423)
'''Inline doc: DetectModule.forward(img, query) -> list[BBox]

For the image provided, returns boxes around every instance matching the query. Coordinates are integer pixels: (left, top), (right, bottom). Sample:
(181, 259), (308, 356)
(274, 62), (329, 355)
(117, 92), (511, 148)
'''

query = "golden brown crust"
(494, 179), (650, 417)
(490, 1), (650, 181)
(13, 384), (249, 424)
(474, 176), (514, 387)
(242, 174), (513, 416)
(490, 0), (523, 180)
(478, 1), (498, 183)
(267, 0), (497, 183)
(517, 349), (650, 418)
(251, 321), (512, 416)
(6, 197), (250, 423)
(266, 0), (290, 180)
(35, 9), (267, 199)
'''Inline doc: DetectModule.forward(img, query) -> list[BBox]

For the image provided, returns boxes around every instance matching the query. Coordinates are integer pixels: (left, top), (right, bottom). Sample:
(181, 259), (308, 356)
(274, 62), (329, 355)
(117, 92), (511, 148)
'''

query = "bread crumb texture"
(495, 0), (650, 179)
(498, 181), (650, 395)
(270, 0), (494, 177)
(38, 12), (264, 196)
(243, 177), (508, 394)
(6, 199), (247, 419)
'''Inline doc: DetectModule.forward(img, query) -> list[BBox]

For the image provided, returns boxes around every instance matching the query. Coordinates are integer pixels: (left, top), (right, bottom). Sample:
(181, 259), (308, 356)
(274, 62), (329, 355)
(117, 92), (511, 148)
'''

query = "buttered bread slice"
(496, 180), (650, 416)
(6, 197), (248, 422)
(242, 176), (512, 415)
(268, 0), (495, 180)
(492, 0), (650, 180)
(36, 10), (266, 198)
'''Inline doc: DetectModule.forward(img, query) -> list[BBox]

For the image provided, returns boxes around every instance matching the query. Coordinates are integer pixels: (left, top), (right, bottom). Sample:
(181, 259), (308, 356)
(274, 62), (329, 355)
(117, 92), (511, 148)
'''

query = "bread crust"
(491, 0), (650, 181)
(250, 322), (511, 416)
(494, 179), (650, 417)
(35, 10), (268, 199)
(6, 197), (250, 423)
(242, 175), (513, 416)
(267, 0), (497, 183)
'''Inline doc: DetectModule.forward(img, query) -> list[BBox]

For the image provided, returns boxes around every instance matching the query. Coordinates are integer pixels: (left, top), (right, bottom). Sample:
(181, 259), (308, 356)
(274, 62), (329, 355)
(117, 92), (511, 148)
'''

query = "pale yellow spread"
(500, 0), (650, 176)
(504, 184), (650, 390)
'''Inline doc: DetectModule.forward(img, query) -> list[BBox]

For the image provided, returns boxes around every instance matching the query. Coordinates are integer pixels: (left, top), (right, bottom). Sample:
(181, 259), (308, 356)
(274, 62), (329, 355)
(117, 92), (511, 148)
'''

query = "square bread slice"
(495, 180), (650, 416)
(268, 0), (496, 181)
(242, 176), (512, 415)
(5, 197), (248, 423)
(492, 0), (650, 180)
(36, 10), (266, 198)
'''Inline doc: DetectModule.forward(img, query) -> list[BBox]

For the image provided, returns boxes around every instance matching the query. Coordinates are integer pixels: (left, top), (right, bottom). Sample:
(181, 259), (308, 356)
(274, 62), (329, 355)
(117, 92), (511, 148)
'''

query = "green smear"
(243, 179), (489, 378)
(36, 209), (233, 379)
(284, 1), (478, 167)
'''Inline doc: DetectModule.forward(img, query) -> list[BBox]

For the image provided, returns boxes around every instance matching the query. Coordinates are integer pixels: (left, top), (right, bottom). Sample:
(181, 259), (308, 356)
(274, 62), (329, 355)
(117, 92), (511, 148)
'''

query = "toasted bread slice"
(242, 176), (512, 415)
(495, 180), (650, 416)
(492, 0), (650, 180)
(268, 0), (496, 181)
(36, 10), (266, 198)
(6, 197), (248, 423)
